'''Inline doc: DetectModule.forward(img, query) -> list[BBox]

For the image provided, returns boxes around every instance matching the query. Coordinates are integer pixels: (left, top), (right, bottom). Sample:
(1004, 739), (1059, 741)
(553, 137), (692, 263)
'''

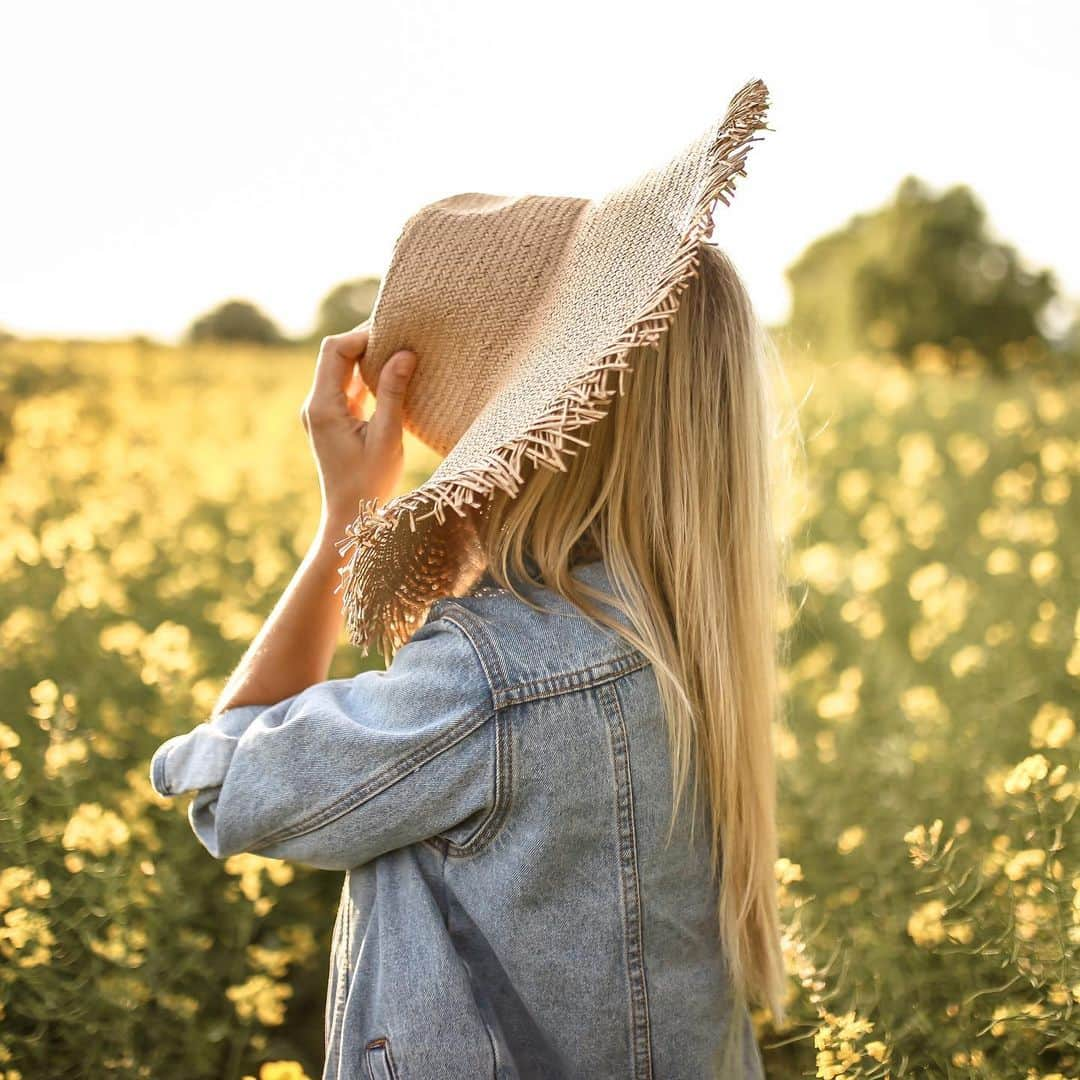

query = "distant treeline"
(6, 177), (1071, 376)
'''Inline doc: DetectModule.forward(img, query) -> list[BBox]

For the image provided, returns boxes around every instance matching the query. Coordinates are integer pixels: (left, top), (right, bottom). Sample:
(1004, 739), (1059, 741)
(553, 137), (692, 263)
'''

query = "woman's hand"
(300, 323), (418, 524)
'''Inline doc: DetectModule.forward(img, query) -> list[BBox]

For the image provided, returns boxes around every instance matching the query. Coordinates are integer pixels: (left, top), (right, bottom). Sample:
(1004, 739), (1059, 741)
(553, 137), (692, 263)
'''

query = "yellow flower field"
(0, 337), (1076, 1078)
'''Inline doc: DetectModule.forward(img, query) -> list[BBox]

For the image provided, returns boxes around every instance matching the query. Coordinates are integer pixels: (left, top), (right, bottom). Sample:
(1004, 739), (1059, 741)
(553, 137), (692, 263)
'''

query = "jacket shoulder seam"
(435, 604), (503, 707)
(434, 600), (650, 705)
(498, 651), (650, 708)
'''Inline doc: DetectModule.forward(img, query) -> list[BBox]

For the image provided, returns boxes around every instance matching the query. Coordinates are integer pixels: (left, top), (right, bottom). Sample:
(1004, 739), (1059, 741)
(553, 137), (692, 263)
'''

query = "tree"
(1063, 308), (1080, 365)
(786, 177), (1058, 373)
(185, 299), (284, 345)
(311, 277), (381, 342)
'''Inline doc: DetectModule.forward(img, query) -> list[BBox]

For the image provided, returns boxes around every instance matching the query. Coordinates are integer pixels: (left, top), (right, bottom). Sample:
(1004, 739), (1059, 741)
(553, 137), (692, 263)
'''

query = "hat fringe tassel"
(335, 77), (770, 658)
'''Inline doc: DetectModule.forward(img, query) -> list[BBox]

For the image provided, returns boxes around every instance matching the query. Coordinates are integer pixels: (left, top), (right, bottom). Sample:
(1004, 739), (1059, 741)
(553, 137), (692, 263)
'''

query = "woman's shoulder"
(424, 559), (648, 700)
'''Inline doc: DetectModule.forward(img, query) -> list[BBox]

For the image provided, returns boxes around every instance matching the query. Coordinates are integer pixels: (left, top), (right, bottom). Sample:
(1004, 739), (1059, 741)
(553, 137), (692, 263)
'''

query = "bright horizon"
(3, 1), (1078, 343)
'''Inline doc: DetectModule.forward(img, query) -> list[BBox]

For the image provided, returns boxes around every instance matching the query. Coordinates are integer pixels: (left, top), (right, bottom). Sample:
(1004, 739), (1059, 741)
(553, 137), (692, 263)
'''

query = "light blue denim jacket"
(149, 558), (763, 1079)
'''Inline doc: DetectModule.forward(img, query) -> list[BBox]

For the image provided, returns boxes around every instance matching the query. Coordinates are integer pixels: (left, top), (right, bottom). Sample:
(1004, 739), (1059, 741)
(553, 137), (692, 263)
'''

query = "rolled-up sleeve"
(148, 612), (497, 870)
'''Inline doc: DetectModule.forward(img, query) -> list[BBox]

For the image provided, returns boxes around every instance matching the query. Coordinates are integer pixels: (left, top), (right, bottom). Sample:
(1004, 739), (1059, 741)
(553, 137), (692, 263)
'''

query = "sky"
(2, 0), (1078, 342)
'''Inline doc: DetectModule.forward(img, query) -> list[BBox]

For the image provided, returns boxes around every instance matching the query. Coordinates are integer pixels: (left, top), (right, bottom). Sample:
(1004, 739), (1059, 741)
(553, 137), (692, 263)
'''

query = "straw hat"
(335, 77), (771, 658)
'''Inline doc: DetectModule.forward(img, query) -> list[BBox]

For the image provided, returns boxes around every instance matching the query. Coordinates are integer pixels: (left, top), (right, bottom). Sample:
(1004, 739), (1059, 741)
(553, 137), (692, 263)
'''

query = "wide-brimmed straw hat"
(335, 77), (771, 658)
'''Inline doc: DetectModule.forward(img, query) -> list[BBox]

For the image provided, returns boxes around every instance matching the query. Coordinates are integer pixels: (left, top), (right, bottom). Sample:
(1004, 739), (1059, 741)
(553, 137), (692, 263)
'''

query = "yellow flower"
(1029, 703), (1075, 749)
(774, 858), (804, 885)
(0, 867), (51, 910)
(898, 432), (942, 486)
(99, 621), (146, 657)
(1035, 387), (1067, 423)
(139, 620), (198, 685)
(836, 469), (872, 513)
(1003, 754), (1050, 795)
(61, 802), (130, 856)
(992, 467), (1035, 504)
(798, 543), (847, 595)
(44, 736), (89, 778)
(259, 1062), (311, 1080)
(1039, 436), (1072, 472)
(851, 549), (889, 593)
(907, 899), (947, 947)
(946, 432), (989, 475)
(993, 399), (1031, 435)
(946, 920), (975, 944)
(817, 687), (859, 723)
(224, 854), (296, 904)
(226, 975), (293, 1026)
(1003, 849), (1046, 882)
(908, 562), (947, 601)
(986, 547), (1021, 575)
(900, 685), (949, 729)
(949, 644), (986, 677)
(1030, 550), (1061, 587)
(28, 679), (60, 722)
(837, 826), (865, 855)
(864, 1040), (888, 1062)
(0, 908), (56, 967)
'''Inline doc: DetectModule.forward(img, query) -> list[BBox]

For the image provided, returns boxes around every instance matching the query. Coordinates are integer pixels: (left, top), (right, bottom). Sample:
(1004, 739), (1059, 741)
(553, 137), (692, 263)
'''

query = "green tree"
(185, 299), (284, 345)
(786, 177), (1058, 373)
(311, 277), (381, 342)
(1063, 307), (1080, 365)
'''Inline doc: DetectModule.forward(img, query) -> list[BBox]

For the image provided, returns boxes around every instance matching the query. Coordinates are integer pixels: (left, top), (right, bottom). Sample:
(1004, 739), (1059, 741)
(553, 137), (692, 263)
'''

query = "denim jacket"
(149, 558), (764, 1079)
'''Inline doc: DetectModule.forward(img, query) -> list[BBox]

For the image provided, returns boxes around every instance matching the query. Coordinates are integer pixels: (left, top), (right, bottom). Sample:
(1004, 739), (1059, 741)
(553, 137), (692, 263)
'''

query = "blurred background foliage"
(0, 177), (1078, 1078)
(134, 176), (1080, 383)
(785, 177), (1065, 375)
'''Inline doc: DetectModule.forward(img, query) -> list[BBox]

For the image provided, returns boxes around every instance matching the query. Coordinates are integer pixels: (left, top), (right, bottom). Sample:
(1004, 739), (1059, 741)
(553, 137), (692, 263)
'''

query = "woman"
(150, 80), (788, 1078)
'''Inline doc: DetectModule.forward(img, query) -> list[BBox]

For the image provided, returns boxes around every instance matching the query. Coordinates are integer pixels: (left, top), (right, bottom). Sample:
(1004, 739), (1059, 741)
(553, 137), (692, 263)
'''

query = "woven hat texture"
(336, 78), (771, 658)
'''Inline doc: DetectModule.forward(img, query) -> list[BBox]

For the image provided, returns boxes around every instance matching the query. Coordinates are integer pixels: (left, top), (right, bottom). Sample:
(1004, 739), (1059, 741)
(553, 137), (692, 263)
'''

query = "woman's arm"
(212, 507), (356, 712)
(212, 326), (417, 713)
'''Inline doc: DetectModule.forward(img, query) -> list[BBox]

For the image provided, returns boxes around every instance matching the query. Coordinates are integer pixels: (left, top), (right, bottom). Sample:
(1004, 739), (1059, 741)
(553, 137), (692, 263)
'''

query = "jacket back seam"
(598, 680), (655, 1079)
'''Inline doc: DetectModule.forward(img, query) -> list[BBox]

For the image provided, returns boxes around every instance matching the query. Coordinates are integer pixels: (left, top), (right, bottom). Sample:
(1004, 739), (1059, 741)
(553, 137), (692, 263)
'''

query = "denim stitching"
(599, 681), (655, 1079)
(337, 886), (352, 1047)
(438, 599), (649, 703)
(439, 605), (509, 696)
(500, 652), (650, 708)
(325, 880), (349, 1055)
(443, 708), (513, 859)
(437, 654), (650, 862)
(439, 659), (652, 862)
(433, 610), (511, 856)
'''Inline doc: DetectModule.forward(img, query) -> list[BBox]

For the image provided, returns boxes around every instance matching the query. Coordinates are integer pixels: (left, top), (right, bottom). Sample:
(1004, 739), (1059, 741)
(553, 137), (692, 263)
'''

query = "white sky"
(2, 0), (1078, 341)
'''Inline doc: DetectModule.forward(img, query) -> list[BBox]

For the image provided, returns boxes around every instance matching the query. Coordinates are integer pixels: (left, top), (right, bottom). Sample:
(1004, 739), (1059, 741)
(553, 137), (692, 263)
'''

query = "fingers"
(322, 322), (370, 360)
(367, 350), (417, 445)
(310, 324), (371, 409)
(344, 364), (369, 419)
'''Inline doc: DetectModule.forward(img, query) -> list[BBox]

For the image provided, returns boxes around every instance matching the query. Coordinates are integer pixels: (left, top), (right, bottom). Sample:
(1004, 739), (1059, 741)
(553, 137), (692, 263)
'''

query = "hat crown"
(362, 191), (590, 455)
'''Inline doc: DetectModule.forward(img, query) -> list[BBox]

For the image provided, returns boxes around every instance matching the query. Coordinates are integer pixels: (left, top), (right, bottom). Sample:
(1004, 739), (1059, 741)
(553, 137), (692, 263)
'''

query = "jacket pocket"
(364, 1036), (399, 1080)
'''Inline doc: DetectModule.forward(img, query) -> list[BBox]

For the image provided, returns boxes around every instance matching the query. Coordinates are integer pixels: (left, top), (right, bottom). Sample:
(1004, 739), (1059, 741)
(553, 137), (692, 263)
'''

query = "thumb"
(369, 350), (417, 441)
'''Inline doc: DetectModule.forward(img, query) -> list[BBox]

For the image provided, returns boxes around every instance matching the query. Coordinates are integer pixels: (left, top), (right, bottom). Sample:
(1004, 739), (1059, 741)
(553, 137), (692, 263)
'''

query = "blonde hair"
(469, 241), (794, 1039)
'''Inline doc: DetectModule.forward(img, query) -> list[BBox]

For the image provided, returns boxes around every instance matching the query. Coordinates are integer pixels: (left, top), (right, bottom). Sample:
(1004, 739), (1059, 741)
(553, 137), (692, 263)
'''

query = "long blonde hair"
(469, 241), (792, 1033)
